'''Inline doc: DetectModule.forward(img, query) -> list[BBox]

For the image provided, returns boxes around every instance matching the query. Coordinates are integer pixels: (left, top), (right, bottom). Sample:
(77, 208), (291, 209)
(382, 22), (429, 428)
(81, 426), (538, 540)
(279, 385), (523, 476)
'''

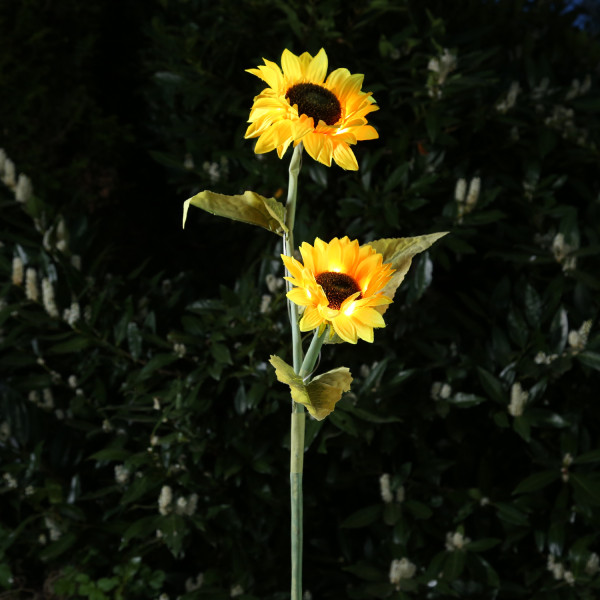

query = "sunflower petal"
(281, 49), (302, 80)
(306, 48), (328, 84)
(333, 143), (359, 170)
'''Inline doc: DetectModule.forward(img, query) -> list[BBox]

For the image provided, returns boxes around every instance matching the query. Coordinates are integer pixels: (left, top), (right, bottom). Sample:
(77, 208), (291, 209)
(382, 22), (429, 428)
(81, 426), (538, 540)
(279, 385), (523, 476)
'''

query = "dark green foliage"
(1, 0), (600, 598)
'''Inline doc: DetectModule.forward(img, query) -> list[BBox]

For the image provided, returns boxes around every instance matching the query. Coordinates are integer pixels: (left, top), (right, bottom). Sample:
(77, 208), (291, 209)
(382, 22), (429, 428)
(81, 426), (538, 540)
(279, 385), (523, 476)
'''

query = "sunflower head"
(282, 237), (394, 344)
(245, 49), (379, 171)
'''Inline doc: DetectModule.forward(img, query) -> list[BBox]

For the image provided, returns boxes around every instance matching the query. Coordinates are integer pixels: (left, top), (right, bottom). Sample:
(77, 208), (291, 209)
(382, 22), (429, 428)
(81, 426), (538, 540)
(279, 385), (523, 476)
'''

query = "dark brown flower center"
(285, 83), (342, 126)
(315, 272), (361, 310)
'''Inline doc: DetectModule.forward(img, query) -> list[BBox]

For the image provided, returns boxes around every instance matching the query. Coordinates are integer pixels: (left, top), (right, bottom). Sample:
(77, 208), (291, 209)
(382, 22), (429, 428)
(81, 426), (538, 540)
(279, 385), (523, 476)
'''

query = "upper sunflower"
(245, 49), (379, 171)
(282, 237), (394, 344)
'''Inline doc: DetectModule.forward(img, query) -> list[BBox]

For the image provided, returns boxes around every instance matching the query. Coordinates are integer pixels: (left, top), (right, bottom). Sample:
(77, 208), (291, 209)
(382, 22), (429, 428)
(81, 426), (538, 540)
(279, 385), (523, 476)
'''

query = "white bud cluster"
(15, 174), (33, 203)
(445, 530), (471, 551)
(259, 294), (272, 314)
(3, 472), (17, 489)
(25, 268), (39, 301)
(12, 256), (24, 286)
(0, 421), (10, 443)
(547, 555), (574, 585)
(41, 278), (59, 318)
(230, 584), (244, 598)
(552, 233), (577, 272)
(568, 320), (592, 353)
(431, 381), (452, 400)
(158, 485), (173, 515)
(427, 49), (457, 98)
(532, 77), (552, 101)
(455, 177), (481, 222)
(496, 81), (521, 113)
(586, 553), (599, 575)
(508, 382), (528, 417)
(389, 558), (417, 587)
(114, 465), (131, 485)
(174, 493), (199, 516)
(173, 342), (186, 358)
(185, 573), (204, 592)
(45, 516), (62, 541)
(265, 273), (284, 293)
(63, 301), (81, 327)
(379, 473), (393, 503)
(565, 75), (591, 101)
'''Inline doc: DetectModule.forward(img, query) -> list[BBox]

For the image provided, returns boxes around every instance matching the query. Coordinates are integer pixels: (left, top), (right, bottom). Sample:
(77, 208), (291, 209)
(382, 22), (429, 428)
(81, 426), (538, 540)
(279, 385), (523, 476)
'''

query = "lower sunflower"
(282, 237), (395, 344)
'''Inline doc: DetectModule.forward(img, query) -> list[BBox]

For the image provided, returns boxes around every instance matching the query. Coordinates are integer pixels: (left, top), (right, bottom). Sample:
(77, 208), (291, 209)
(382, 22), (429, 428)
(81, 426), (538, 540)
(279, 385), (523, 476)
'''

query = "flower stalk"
(284, 143), (304, 374)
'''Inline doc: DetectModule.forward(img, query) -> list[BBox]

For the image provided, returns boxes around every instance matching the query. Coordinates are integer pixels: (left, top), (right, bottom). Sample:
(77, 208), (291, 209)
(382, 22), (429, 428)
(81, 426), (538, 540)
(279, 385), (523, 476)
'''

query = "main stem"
(283, 142), (306, 600)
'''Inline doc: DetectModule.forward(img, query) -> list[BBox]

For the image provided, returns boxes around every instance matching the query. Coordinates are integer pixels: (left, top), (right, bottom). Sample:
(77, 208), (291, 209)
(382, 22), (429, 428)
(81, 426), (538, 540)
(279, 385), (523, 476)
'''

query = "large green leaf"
(183, 190), (287, 235)
(269, 355), (353, 420)
(367, 232), (448, 315)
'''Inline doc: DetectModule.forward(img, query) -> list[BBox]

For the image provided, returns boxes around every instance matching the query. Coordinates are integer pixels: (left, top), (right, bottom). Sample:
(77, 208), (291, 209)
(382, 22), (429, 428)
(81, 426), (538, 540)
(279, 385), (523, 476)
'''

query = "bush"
(1, 0), (600, 598)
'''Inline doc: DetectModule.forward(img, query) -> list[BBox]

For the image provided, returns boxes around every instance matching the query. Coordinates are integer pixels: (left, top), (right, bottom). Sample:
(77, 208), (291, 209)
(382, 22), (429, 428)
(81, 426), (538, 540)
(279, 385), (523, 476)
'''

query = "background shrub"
(1, 0), (600, 598)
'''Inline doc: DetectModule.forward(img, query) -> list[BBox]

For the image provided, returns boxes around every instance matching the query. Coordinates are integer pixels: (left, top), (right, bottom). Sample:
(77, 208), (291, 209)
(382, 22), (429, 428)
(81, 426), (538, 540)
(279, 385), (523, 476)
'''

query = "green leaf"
(443, 550), (466, 581)
(495, 502), (529, 526)
(574, 449), (600, 464)
(447, 393), (486, 407)
(127, 322), (142, 360)
(383, 503), (402, 525)
(367, 232), (448, 315)
(138, 354), (178, 380)
(39, 532), (78, 561)
(477, 367), (506, 404)
(341, 505), (382, 528)
(570, 474), (600, 506)
(183, 190), (287, 235)
(48, 336), (93, 354)
(211, 342), (232, 365)
(404, 499), (433, 519)
(577, 351), (600, 372)
(0, 563), (13, 589)
(513, 470), (560, 494)
(270, 355), (353, 420)
(466, 538), (501, 552)
(87, 448), (131, 462)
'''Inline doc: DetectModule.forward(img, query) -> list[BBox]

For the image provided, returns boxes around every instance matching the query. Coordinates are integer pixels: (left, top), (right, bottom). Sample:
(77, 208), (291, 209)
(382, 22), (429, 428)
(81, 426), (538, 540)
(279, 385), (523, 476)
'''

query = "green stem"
(283, 142), (305, 600)
(299, 328), (327, 380)
(283, 143), (304, 374)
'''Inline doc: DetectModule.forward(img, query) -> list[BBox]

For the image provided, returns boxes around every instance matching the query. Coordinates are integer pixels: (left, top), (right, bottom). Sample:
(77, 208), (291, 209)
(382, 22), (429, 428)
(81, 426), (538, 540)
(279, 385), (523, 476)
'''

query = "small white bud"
(259, 294), (272, 313)
(2, 158), (16, 187)
(12, 256), (24, 286)
(41, 278), (59, 318)
(15, 174), (33, 203)
(585, 552), (599, 575)
(379, 474), (393, 503)
(508, 382), (528, 417)
(389, 558), (417, 585)
(439, 383), (452, 399)
(25, 268), (39, 301)
(158, 485), (173, 515)
(454, 178), (467, 203)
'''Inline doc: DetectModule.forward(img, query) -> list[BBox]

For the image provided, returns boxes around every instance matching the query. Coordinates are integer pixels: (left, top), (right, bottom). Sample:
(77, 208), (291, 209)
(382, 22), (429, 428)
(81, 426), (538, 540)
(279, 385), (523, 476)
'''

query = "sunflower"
(282, 237), (394, 344)
(245, 48), (379, 171)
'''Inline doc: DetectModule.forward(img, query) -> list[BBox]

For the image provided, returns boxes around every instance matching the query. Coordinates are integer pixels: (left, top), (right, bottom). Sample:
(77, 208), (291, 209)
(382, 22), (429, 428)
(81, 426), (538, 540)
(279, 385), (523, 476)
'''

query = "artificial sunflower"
(282, 237), (395, 344)
(245, 48), (379, 171)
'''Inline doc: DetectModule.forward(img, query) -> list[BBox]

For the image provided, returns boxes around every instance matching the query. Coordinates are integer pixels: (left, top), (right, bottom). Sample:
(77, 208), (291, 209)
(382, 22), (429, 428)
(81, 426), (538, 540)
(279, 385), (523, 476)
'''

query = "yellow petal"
(331, 314), (358, 344)
(281, 49), (302, 81)
(300, 306), (326, 331)
(306, 48), (328, 84)
(333, 143), (359, 170)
